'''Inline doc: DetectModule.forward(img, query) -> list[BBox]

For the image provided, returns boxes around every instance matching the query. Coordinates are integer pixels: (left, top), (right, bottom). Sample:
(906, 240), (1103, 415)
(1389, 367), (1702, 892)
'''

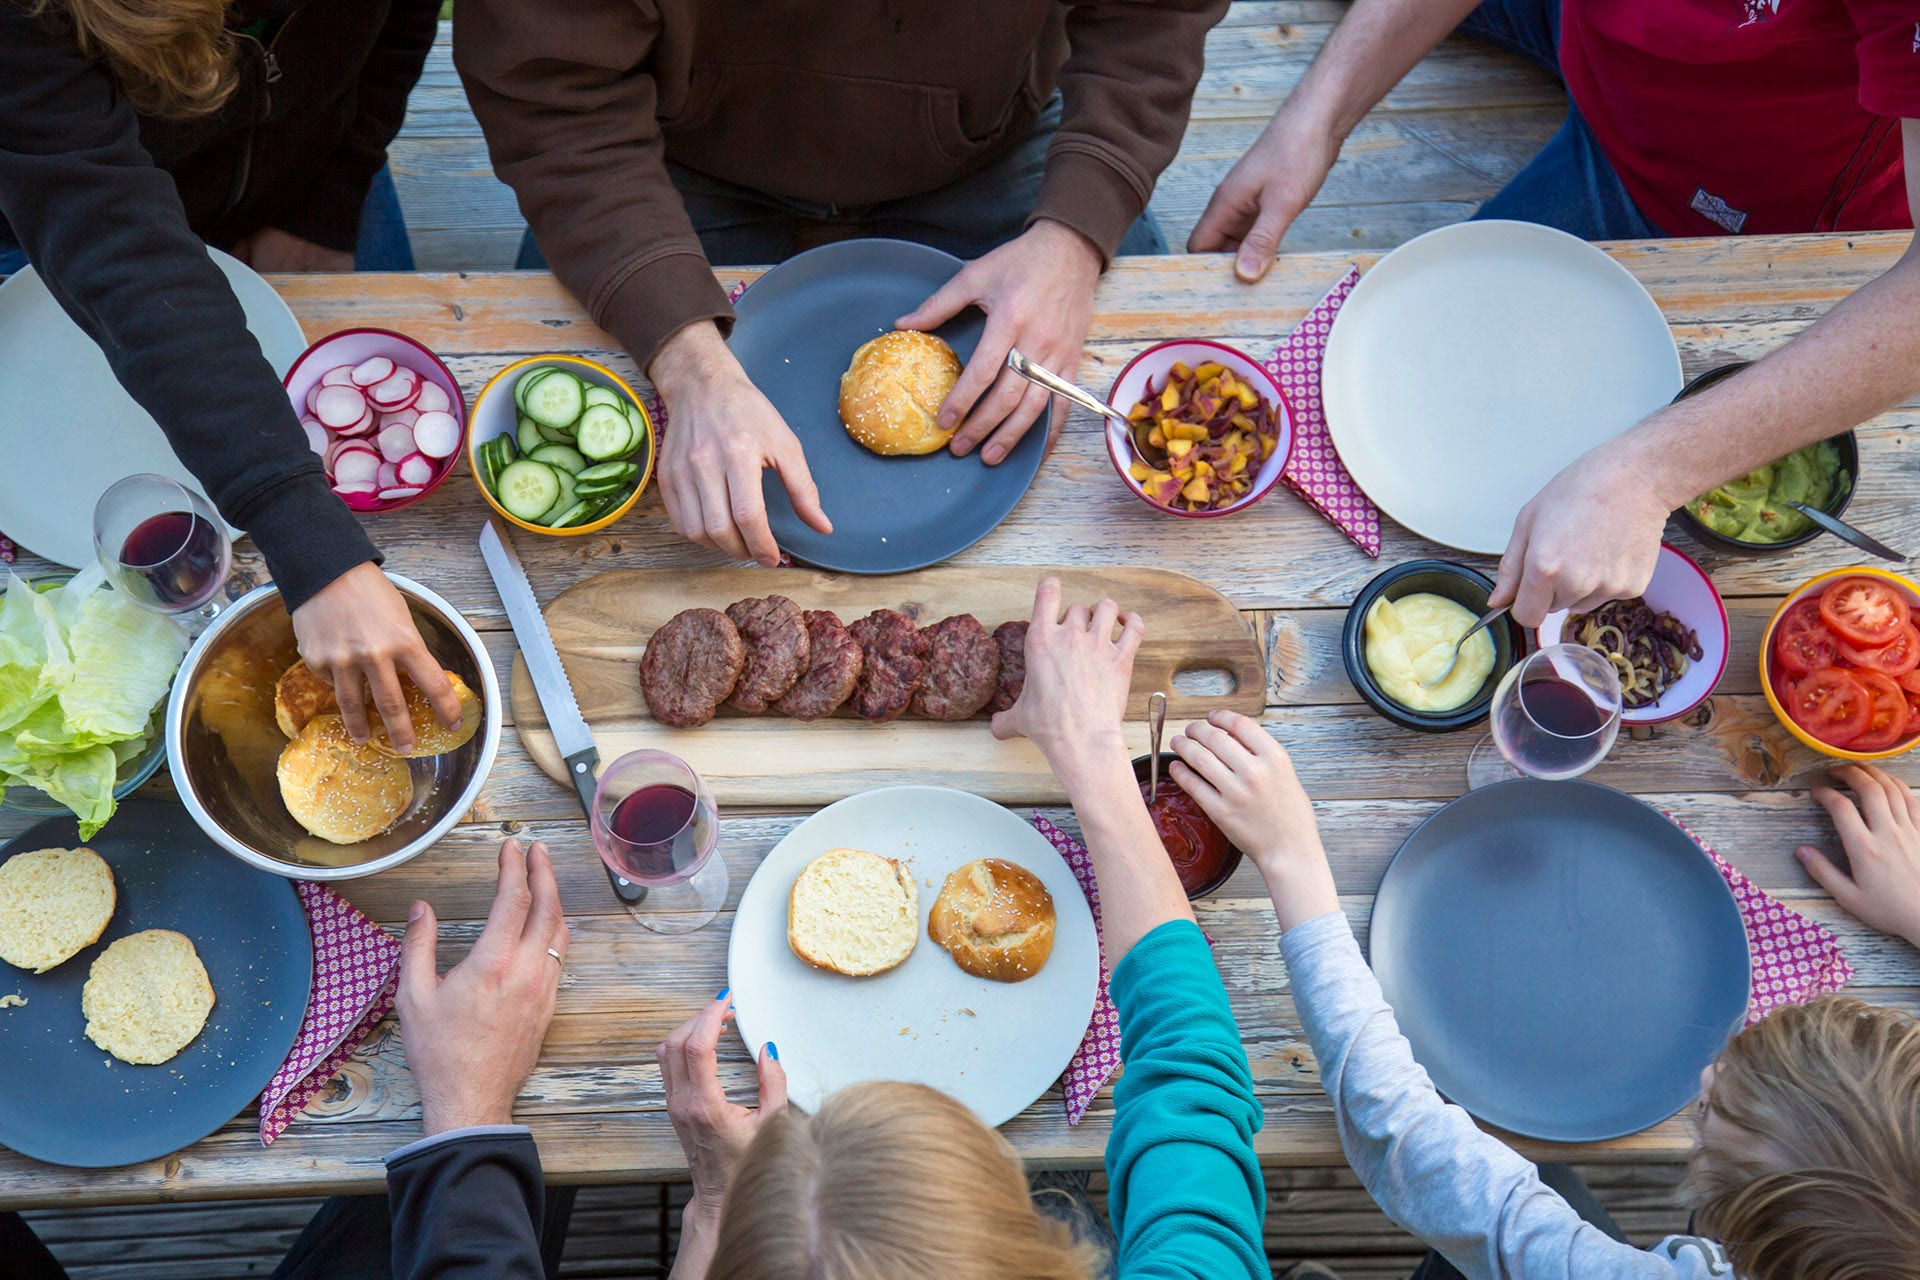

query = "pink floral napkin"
(0, 535), (13, 565)
(1260, 266), (1381, 557)
(1665, 813), (1853, 1023)
(1032, 814), (1120, 1125)
(258, 881), (403, 1145)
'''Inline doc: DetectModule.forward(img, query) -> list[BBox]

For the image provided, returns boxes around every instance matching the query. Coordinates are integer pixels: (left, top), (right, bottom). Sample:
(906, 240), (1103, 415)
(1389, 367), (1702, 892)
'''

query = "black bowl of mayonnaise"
(1342, 561), (1525, 733)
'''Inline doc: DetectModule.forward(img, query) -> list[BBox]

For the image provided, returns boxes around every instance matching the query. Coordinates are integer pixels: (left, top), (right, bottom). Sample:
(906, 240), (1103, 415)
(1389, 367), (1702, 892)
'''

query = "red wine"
(1507, 674), (1610, 774)
(603, 784), (713, 882)
(118, 510), (226, 610)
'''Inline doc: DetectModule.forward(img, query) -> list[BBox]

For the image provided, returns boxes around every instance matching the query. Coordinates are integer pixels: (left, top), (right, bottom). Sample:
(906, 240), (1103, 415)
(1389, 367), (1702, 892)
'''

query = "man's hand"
(897, 219), (1101, 465)
(659, 994), (787, 1247)
(291, 561), (462, 754)
(1169, 711), (1339, 929)
(1489, 449), (1672, 629)
(992, 577), (1144, 780)
(1188, 109), (1341, 282)
(650, 321), (832, 567)
(1799, 765), (1920, 950)
(230, 227), (355, 273)
(397, 839), (570, 1137)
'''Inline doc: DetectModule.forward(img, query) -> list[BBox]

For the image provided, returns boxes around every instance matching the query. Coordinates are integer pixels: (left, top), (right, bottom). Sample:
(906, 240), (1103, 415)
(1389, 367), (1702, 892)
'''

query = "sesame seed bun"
(277, 714), (414, 845)
(838, 331), (963, 457)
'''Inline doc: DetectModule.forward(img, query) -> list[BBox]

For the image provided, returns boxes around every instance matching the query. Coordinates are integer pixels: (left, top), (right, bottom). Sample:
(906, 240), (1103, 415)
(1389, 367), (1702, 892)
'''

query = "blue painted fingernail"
(715, 987), (730, 1002)
(766, 1041), (779, 1061)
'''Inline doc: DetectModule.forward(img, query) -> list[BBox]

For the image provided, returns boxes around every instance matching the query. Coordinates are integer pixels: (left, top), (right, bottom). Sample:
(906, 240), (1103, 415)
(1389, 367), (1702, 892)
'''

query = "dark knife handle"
(564, 748), (647, 904)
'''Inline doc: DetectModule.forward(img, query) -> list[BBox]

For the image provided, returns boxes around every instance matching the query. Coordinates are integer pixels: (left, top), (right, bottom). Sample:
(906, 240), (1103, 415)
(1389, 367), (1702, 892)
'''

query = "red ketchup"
(1139, 776), (1231, 895)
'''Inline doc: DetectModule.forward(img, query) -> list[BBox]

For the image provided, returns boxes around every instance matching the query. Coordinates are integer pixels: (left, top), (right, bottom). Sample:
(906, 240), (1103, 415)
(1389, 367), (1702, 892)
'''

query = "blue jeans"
(0, 165), (414, 278)
(1459, 0), (1660, 240)
(517, 94), (1167, 269)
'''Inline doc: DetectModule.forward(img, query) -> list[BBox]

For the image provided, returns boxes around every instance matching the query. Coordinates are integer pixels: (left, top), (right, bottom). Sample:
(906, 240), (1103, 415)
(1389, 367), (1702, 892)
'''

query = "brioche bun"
(0, 847), (116, 974)
(788, 848), (919, 977)
(81, 929), (214, 1065)
(277, 714), (414, 844)
(275, 660), (481, 758)
(838, 330), (962, 457)
(274, 660), (337, 739)
(927, 858), (1054, 983)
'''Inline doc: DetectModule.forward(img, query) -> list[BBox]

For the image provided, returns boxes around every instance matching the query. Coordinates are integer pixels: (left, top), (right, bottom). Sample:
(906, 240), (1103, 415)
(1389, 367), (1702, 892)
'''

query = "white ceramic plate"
(728, 786), (1100, 1127)
(0, 248), (306, 567)
(1322, 220), (1682, 554)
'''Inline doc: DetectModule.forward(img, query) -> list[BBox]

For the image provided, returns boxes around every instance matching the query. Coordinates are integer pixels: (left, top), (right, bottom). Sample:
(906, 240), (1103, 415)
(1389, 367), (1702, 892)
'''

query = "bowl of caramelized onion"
(1536, 543), (1729, 726)
(1105, 340), (1294, 518)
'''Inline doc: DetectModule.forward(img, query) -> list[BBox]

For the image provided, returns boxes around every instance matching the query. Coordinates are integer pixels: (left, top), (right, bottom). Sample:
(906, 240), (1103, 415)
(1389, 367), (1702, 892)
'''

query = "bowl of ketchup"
(1132, 753), (1243, 899)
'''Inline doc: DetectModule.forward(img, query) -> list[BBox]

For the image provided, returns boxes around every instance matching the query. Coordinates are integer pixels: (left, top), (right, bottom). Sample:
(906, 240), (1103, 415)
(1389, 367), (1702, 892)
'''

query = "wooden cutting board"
(510, 565), (1264, 806)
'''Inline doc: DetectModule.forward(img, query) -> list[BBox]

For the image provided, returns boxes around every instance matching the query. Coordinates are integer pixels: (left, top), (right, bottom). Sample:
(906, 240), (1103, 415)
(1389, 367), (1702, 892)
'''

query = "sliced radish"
(321, 365), (358, 388)
(413, 380), (452, 415)
(412, 410), (461, 459)
(377, 460), (401, 490)
(367, 367), (420, 411)
(314, 385), (368, 430)
(300, 416), (328, 454)
(304, 383), (323, 415)
(396, 453), (435, 486)
(333, 449), (382, 486)
(336, 406), (376, 438)
(326, 439), (378, 472)
(332, 482), (378, 501)
(376, 422), (417, 462)
(350, 356), (395, 387)
(377, 487), (425, 501)
(379, 406), (420, 430)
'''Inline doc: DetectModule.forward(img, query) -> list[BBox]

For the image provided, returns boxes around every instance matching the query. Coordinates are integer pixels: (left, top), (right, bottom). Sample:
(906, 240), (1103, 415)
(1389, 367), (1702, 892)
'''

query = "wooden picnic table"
(4, 233), (1919, 1209)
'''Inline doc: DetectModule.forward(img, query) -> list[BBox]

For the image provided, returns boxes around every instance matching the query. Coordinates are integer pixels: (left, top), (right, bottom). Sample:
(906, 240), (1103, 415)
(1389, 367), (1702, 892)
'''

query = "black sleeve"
(387, 1131), (547, 1280)
(273, 0), (442, 252)
(0, 7), (379, 611)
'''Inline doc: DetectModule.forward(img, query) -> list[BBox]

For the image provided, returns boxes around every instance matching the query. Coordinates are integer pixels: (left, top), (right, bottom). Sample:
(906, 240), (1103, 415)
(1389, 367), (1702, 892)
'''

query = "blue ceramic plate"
(0, 800), (312, 1167)
(730, 238), (1047, 573)
(1367, 778), (1750, 1142)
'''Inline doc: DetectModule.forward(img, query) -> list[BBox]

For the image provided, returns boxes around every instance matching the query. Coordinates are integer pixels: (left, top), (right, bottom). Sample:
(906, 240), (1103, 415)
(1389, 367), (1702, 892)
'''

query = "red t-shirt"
(1559, 0), (1920, 235)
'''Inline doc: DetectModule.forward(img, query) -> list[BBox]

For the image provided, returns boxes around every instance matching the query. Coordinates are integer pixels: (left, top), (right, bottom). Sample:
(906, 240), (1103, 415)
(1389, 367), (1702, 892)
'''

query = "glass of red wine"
(590, 749), (728, 934)
(91, 474), (232, 625)
(1467, 643), (1624, 789)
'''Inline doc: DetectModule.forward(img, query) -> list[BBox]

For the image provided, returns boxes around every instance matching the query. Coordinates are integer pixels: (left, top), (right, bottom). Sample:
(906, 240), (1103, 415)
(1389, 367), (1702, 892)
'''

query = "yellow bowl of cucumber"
(467, 355), (656, 535)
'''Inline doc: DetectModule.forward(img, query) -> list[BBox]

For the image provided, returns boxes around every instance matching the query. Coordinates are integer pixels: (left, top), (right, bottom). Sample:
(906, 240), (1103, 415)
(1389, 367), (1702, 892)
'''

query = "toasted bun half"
(838, 330), (962, 457)
(927, 858), (1055, 983)
(82, 929), (215, 1065)
(788, 847), (920, 977)
(0, 846), (116, 974)
(277, 714), (414, 844)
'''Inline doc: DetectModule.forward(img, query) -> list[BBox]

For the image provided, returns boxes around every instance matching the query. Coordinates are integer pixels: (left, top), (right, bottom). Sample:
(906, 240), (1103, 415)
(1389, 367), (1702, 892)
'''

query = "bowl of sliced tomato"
(1762, 568), (1920, 760)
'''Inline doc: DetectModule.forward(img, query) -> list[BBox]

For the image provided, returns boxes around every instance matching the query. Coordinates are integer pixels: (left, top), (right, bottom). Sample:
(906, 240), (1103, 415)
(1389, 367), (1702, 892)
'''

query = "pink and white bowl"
(1536, 542), (1730, 726)
(1103, 339), (1294, 519)
(283, 328), (468, 514)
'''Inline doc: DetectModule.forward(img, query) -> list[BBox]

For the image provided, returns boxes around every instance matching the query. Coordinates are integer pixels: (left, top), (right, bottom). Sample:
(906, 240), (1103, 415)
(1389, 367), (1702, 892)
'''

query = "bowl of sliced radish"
(467, 355), (654, 535)
(285, 328), (467, 513)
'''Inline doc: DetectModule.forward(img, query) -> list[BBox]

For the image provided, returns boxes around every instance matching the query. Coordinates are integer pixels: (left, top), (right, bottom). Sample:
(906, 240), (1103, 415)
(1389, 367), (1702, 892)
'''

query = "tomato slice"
(1841, 622), (1920, 676)
(1851, 670), (1909, 751)
(1903, 692), (1920, 736)
(1899, 670), (1920, 697)
(1786, 667), (1871, 747)
(1819, 577), (1912, 648)
(1773, 598), (1842, 677)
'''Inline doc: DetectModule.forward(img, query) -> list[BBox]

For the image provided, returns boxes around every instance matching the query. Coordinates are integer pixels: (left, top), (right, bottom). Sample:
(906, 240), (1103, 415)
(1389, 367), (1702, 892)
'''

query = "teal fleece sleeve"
(1107, 919), (1270, 1279)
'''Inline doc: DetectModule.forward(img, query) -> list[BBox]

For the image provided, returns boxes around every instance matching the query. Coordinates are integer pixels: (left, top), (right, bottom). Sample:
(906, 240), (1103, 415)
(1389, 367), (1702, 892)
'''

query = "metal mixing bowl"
(164, 573), (500, 880)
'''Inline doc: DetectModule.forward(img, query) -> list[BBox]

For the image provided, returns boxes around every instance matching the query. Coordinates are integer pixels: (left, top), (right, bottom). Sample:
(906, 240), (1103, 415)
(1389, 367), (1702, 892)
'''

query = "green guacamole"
(1688, 440), (1849, 544)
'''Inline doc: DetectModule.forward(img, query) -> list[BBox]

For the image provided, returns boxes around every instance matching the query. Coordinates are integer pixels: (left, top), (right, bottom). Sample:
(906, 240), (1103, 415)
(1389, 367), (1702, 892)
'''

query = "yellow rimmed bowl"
(467, 355), (655, 536)
(1760, 565), (1920, 762)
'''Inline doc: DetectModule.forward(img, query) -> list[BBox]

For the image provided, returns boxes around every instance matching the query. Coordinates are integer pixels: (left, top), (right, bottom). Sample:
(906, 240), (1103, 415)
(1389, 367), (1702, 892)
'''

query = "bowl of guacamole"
(1671, 363), (1858, 554)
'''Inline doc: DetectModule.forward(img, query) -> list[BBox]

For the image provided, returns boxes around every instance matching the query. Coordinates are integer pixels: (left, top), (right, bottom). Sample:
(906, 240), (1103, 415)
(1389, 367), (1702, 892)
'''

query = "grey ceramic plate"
(1368, 778), (1750, 1142)
(730, 238), (1047, 573)
(0, 800), (312, 1168)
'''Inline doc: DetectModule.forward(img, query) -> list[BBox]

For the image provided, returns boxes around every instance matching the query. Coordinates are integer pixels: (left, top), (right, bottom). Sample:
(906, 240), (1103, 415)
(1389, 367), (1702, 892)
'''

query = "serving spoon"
(1005, 349), (1136, 431)
(1785, 501), (1907, 563)
(1147, 691), (1168, 805)
(1420, 605), (1508, 690)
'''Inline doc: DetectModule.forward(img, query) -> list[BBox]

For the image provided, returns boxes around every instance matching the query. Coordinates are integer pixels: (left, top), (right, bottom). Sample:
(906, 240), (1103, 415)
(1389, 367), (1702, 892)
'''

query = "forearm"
(1052, 734), (1193, 959)
(668, 1195), (722, 1280)
(1282, 0), (1482, 141)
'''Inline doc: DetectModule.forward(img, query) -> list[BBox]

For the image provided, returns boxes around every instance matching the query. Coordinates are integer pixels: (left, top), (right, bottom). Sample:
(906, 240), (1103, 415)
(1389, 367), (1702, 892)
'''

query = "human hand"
(1168, 711), (1338, 928)
(1187, 110), (1341, 282)
(896, 219), (1101, 464)
(992, 576), (1143, 780)
(659, 992), (787, 1225)
(397, 839), (570, 1136)
(230, 227), (355, 273)
(650, 321), (832, 566)
(1488, 449), (1671, 629)
(291, 562), (462, 753)
(1798, 765), (1920, 949)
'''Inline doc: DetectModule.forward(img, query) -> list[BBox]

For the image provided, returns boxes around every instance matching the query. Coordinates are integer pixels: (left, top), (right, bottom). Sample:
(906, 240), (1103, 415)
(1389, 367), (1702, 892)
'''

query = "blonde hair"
(1687, 996), (1920, 1280)
(709, 1082), (1102, 1280)
(33, 0), (237, 119)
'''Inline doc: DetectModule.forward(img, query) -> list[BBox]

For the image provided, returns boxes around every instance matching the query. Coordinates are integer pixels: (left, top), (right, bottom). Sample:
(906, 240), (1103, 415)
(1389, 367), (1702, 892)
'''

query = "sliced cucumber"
(513, 367), (555, 411)
(516, 415), (545, 455)
(575, 460), (637, 485)
(484, 434), (518, 480)
(495, 460), (561, 521)
(523, 370), (586, 429)
(538, 467), (579, 524)
(572, 476), (628, 499)
(576, 404), (634, 460)
(530, 443), (589, 475)
(536, 419), (575, 443)
(583, 384), (623, 410)
(477, 441), (502, 493)
(586, 491), (630, 520)
(548, 499), (595, 529)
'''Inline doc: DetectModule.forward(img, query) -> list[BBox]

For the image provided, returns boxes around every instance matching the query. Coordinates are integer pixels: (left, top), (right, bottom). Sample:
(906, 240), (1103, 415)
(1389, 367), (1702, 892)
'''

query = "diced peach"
(1160, 383), (1179, 412)
(1167, 423), (1209, 442)
(1166, 437), (1194, 458)
(1181, 476), (1211, 504)
(1169, 361), (1193, 382)
(1127, 401), (1150, 422)
(1260, 435), (1277, 459)
(1128, 461), (1153, 482)
(1147, 426), (1166, 448)
(1228, 453), (1248, 476)
(1194, 362), (1224, 382)
(1193, 459), (1213, 478)
(1231, 382), (1258, 410)
(1230, 413), (1254, 432)
(1223, 429), (1243, 454)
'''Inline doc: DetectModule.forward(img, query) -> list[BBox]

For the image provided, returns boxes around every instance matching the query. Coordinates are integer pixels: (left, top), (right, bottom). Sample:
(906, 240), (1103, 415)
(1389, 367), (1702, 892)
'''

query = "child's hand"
(1799, 764), (1920, 949)
(1169, 710), (1338, 929)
